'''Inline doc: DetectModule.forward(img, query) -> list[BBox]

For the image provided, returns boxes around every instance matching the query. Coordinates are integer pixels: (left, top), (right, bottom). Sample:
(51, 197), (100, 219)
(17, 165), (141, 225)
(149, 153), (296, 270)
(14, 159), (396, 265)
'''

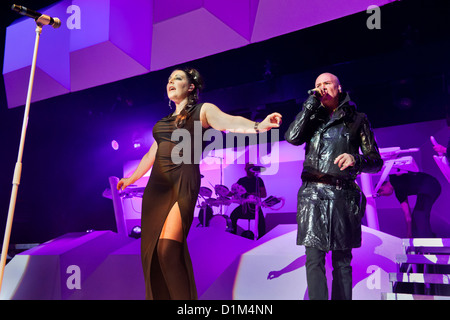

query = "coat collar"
(324, 92), (357, 126)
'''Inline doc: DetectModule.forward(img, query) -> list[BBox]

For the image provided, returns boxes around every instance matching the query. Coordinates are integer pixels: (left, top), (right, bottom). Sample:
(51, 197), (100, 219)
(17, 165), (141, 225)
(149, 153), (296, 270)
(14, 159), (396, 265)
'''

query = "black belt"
(305, 176), (354, 190)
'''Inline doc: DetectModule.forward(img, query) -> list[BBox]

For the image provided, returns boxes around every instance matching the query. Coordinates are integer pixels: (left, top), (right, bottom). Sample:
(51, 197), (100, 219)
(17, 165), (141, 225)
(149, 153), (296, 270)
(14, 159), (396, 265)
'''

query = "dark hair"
(174, 67), (204, 128)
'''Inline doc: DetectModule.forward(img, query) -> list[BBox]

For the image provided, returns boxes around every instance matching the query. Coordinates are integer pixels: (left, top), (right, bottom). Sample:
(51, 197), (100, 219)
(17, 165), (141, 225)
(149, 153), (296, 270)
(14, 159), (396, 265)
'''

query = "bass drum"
(208, 214), (232, 231)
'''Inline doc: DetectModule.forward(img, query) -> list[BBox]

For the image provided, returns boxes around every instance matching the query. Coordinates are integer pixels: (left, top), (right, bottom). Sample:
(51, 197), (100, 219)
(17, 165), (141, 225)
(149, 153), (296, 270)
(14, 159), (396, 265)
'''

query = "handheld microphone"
(307, 88), (321, 96)
(11, 4), (61, 28)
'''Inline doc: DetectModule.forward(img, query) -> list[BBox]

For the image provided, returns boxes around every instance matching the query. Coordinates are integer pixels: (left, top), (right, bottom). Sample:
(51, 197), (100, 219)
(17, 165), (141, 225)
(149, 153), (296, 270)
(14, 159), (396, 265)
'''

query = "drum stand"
(199, 204), (212, 227)
(219, 156), (224, 216)
(253, 172), (262, 240)
(196, 195), (210, 227)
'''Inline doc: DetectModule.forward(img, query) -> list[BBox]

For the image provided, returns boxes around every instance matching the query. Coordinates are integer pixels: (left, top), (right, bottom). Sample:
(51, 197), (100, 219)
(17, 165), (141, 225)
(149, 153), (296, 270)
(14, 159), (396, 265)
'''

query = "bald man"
(285, 73), (383, 300)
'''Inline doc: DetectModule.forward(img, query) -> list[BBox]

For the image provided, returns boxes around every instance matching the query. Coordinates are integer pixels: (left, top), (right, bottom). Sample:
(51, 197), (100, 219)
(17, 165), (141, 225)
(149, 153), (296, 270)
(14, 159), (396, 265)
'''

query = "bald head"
(315, 73), (340, 87)
(314, 72), (342, 110)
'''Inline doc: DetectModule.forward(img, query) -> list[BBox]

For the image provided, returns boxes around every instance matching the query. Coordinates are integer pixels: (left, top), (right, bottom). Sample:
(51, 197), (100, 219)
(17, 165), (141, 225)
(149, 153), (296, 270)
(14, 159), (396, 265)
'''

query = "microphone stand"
(0, 22), (44, 292)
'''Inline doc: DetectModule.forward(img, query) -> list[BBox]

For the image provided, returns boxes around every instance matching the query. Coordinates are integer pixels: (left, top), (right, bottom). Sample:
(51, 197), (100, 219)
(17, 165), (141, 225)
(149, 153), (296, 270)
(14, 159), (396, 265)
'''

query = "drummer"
(229, 163), (267, 238)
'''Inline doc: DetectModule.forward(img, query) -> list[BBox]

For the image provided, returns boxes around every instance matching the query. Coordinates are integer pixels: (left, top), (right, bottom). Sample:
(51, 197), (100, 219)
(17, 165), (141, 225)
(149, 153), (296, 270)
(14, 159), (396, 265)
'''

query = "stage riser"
(385, 237), (450, 299)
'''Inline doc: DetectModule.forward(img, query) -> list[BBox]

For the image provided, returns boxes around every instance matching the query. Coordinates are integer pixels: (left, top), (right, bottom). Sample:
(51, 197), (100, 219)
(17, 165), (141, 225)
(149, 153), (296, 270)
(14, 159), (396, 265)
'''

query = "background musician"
(229, 163), (267, 239)
(377, 172), (441, 238)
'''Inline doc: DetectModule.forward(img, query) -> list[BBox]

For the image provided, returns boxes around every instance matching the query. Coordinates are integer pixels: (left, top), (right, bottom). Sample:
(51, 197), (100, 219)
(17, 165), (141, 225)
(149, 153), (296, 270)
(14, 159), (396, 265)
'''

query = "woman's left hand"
(258, 112), (282, 132)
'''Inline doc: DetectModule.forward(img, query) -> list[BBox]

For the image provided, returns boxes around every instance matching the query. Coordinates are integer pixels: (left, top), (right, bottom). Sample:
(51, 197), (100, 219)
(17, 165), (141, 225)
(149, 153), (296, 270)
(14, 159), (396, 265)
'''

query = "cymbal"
(199, 186), (212, 198)
(249, 165), (266, 173)
(214, 184), (230, 197)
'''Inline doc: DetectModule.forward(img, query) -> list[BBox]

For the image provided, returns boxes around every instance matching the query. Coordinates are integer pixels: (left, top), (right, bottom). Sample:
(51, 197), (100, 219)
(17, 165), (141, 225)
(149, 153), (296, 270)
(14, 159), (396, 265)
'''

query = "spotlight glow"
(111, 140), (119, 151)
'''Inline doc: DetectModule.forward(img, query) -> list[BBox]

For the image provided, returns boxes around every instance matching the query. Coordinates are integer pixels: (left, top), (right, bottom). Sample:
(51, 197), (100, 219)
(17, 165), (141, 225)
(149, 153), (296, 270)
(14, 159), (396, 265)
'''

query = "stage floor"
(0, 223), (402, 300)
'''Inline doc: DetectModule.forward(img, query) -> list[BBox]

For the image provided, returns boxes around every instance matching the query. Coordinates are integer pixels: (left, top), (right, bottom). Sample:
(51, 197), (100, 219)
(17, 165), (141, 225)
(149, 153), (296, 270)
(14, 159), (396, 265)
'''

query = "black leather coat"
(285, 93), (383, 251)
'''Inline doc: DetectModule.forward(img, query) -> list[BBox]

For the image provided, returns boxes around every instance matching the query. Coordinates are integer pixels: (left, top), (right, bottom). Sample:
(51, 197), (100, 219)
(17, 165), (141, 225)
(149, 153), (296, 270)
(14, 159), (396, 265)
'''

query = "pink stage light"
(111, 140), (119, 151)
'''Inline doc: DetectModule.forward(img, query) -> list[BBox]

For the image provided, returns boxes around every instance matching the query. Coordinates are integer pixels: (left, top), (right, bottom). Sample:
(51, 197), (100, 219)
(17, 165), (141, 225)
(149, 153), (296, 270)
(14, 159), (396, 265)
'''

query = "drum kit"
(196, 165), (285, 233)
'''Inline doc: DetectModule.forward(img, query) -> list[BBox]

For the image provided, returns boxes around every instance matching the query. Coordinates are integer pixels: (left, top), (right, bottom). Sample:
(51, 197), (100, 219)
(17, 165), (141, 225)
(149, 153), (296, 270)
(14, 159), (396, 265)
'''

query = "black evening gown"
(141, 103), (205, 300)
